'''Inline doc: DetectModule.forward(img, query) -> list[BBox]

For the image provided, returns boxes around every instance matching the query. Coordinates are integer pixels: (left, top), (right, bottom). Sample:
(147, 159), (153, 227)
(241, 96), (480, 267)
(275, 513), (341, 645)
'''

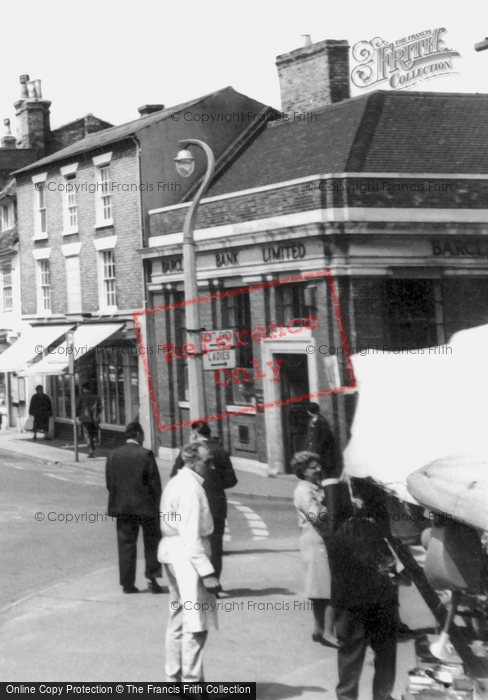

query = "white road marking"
(228, 499), (269, 540)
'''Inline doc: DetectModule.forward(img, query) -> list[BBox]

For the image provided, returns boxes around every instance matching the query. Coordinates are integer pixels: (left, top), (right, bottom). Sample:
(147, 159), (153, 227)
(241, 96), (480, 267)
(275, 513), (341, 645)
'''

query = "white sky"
(1, 0), (488, 131)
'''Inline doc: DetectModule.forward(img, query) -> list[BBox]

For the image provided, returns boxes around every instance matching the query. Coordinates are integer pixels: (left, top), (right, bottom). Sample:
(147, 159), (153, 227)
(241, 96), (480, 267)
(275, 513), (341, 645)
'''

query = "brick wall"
(17, 140), (143, 316)
(276, 39), (350, 114)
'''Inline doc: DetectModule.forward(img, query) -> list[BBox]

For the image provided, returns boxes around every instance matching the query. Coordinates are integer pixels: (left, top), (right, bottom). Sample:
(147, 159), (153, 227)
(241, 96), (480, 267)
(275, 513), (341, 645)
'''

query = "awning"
(0, 325), (74, 373)
(21, 323), (125, 375)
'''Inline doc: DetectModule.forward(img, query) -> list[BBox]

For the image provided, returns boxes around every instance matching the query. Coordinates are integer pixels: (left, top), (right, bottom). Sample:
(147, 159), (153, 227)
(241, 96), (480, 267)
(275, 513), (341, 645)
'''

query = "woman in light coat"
(292, 450), (338, 648)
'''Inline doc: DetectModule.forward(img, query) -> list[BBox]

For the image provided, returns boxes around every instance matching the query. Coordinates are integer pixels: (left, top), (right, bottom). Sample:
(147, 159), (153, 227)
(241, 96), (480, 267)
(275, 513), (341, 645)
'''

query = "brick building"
(12, 83), (273, 444)
(144, 38), (488, 475)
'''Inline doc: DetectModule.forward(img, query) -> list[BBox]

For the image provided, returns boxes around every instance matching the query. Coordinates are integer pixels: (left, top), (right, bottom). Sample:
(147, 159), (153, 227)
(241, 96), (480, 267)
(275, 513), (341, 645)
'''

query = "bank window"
(385, 279), (442, 349)
(279, 283), (317, 325)
(224, 289), (254, 406)
(1, 263), (12, 311)
(38, 259), (51, 313)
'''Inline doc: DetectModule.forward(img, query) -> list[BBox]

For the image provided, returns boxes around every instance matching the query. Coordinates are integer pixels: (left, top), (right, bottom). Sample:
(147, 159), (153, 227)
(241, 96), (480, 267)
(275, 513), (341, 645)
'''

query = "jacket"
(106, 441), (162, 518)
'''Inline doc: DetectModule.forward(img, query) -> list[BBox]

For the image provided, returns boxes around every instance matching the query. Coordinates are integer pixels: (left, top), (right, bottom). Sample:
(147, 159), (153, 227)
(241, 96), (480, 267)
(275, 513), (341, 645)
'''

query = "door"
(276, 353), (310, 474)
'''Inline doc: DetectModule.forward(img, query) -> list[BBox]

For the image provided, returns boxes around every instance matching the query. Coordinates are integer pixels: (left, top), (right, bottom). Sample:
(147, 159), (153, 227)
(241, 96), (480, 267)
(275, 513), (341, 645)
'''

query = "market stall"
(342, 325), (488, 699)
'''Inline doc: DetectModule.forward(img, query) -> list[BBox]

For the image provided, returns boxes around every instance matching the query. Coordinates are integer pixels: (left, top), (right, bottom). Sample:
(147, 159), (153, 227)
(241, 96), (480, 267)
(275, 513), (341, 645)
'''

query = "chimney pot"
(19, 74), (30, 99)
(301, 34), (313, 47)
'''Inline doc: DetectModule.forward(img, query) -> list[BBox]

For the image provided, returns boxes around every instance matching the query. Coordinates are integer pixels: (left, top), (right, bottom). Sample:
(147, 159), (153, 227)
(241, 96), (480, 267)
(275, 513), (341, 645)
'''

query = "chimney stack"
(276, 37), (350, 114)
(14, 75), (52, 157)
(137, 104), (165, 117)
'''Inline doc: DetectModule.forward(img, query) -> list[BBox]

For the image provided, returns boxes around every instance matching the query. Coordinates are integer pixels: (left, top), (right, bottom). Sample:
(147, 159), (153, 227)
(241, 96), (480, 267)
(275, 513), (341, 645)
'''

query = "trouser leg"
(182, 628), (208, 682)
(116, 516), (139, 587)
(336, 608), (367, 700)
(366, 606), (397, 700)
(164, 564), (183, 682)
(209, 503), (226, 579)
(141, 515), (162, 579)
(310, 598), (326, 634)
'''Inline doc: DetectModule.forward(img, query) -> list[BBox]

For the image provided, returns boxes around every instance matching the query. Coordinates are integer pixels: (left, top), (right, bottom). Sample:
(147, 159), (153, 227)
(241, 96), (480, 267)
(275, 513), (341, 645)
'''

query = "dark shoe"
(123, 585), (139, 594)
(312, 633), (340, 649)
(147, 578), (164, 594)
(396, 623), (415, 638)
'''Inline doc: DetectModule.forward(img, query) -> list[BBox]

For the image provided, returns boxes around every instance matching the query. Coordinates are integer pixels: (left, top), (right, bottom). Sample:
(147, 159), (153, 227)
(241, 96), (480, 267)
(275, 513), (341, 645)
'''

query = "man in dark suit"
(106, 422), (163, 594)
(171, 421), (237, 579)
(307, 402), (342, 479)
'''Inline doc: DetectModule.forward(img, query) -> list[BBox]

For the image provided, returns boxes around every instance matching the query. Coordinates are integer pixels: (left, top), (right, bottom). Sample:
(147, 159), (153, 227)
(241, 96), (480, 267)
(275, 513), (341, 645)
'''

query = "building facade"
(143, 39), (488, 475)
(13, 85), (273, 445)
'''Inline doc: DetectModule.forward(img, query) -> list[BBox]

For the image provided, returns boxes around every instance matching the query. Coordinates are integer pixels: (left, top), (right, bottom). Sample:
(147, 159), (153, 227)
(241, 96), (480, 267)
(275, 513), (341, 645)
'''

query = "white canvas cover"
(343, 324), (488, 504)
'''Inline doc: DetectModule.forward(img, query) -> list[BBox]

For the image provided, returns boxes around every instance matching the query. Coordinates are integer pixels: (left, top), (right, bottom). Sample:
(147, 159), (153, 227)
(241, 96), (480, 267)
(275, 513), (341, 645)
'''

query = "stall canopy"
(0, 325), (74, 374)
(20, 323), (125, 376)
(343, 324), (488, 503)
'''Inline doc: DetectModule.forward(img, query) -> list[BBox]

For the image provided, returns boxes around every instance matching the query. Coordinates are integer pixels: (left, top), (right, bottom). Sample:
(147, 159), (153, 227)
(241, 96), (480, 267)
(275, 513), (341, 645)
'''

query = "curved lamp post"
(174, 139), (215, 420)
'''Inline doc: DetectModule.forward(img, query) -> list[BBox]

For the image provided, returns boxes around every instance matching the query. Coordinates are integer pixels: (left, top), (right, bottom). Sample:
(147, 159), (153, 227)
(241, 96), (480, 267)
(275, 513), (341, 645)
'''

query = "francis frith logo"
(351, 28), (460, 90)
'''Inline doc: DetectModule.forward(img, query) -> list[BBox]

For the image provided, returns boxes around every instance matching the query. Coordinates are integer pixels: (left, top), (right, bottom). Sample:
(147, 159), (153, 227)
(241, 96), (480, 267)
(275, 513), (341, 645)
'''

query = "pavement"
(0, 430), (434, 697)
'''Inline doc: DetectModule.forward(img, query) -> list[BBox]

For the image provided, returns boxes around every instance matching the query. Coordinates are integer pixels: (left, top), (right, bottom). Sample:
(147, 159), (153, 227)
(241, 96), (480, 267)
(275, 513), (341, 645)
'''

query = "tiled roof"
(13, 87), (237, 174)
(208, 91), (488, 196)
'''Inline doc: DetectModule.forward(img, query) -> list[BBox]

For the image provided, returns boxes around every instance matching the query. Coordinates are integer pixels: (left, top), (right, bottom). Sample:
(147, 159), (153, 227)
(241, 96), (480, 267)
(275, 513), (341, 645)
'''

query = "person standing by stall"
(292, 451), (339, 648)
(28, 385), (52, 441)
(306, 402), (342, 478)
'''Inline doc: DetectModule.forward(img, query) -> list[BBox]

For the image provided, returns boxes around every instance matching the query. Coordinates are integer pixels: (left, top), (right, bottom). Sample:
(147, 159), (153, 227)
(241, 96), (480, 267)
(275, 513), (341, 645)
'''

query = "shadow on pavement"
(223, 587), (295, 598)
(257, 683), (325, 699)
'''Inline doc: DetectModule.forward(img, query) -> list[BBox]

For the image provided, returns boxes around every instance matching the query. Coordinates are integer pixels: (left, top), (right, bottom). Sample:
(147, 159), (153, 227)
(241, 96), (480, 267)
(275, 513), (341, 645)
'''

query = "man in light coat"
(159, 442), (221, 683)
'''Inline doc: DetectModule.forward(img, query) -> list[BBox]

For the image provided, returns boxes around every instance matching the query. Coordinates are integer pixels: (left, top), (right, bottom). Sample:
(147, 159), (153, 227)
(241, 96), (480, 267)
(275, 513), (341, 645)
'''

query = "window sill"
(98, 306), (118, 315)
(94, 220), (114, 230)
(33, 232), (48, 241)
(62, 228), (79, 236)
(226, 404), (257, 415)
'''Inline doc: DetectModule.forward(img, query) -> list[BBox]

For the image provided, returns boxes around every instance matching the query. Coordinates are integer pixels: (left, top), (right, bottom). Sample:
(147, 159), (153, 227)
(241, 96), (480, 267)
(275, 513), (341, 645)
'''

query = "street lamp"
(174, 139), (215, 420)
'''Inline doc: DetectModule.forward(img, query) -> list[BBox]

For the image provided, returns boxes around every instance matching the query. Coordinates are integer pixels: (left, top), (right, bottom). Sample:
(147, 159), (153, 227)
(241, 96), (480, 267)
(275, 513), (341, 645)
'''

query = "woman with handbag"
(28, 385), (52, 440)
(292, 450), (339, 648)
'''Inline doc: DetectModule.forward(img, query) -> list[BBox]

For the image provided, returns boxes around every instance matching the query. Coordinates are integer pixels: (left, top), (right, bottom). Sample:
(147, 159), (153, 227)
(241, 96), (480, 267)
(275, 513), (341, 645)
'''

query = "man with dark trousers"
(171, 421), (237, 580)
(106, 422), (164, 594)
(306, 402), (342, 479)
(327, 505), (398, 700)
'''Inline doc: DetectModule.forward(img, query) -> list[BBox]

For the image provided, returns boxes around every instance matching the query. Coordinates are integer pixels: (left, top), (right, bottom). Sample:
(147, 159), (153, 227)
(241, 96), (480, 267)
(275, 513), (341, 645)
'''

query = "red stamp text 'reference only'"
(133, 269), (356, 432)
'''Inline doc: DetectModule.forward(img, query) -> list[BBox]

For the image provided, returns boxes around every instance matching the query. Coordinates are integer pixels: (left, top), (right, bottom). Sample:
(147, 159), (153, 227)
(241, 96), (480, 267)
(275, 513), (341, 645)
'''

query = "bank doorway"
(276, 353), (310, 473)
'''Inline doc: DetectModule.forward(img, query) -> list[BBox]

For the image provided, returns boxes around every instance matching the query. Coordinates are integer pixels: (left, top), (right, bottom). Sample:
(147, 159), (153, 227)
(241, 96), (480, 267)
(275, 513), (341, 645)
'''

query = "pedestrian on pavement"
(306, 402), (342, 478)
(171, 421), (237, 579)
(28, 385), (52, 441)
(76, 382), (102, 458)
(159, 442), (221, 683)
(327, 495), (398, 700)
(105, 421), (164, 595)
(291, 450), (339, 648)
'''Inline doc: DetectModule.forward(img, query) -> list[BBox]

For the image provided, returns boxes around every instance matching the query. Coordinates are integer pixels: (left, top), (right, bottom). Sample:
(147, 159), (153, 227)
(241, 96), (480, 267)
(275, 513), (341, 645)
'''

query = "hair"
(181, 442), (211, 468)
(191, 421), (211, 438)
(35, 384), (43, 392)
(307, 402), (320, 415)
(290, 451), (321, 480)
(124, 422), (144, 440)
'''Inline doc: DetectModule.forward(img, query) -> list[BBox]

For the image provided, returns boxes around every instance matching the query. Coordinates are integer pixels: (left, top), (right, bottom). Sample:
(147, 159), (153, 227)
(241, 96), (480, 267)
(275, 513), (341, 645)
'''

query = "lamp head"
(174, 149), (195, 177)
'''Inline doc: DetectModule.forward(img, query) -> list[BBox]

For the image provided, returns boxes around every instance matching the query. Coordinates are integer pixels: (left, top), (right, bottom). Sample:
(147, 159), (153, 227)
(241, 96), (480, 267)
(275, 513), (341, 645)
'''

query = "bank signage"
(351, 28), (460, 91)
(154, 240), (322, 279)
(201, 330), (236, 371)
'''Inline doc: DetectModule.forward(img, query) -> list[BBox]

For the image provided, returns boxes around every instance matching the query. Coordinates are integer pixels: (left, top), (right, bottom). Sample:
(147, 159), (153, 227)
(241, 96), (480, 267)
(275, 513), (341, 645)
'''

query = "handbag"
(24, 415), (34, 432)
